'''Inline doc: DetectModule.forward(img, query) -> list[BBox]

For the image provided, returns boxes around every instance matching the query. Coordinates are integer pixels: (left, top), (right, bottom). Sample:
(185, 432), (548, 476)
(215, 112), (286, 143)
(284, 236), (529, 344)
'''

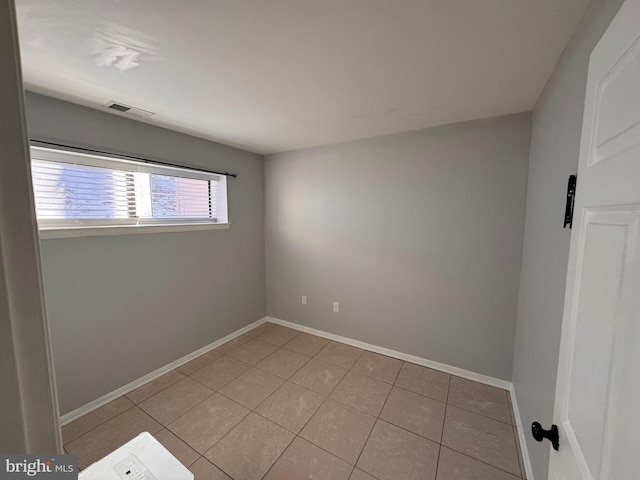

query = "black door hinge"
(564, 175), (577, 229)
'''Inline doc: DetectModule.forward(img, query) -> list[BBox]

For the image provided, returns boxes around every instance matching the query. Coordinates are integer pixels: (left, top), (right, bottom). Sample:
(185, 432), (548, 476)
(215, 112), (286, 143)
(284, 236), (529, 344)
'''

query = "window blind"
(31, 146), (228, 228)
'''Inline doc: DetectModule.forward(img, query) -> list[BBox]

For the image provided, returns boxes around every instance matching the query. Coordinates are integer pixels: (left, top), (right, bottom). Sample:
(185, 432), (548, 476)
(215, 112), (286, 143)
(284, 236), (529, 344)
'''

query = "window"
(31, 147), (228, 234)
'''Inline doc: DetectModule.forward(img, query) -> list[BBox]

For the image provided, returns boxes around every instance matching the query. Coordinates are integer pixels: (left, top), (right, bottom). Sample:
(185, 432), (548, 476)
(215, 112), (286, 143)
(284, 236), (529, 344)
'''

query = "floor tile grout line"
(505, 389), (525, 480)
(444, 373), (452, 404)
(392, 363), (451, 403)
(253, 327), (303, 349)
(63, 398), (136, 443)
(445, 378), (514, 422)
(226, 345), (282, 366)
(440, 375), (521, 478)
(256, 356), (343, 480)
(228, 368), (331, 480)
(188, 352), (254, 379)
(126, 368), (187, 404)
(238, 328), (271, 346)
(207, 346), (330, 441)
(280, 332), (330, 357)
(439, 443), (523, 478)
(284, 355), (368, 469)
(151, 389), (217, 431)
(313, 339), (365, 371)
(256, 390), (355, 480)
(351, 351), (404, 386)
(213, 375), (284, 412)
(278, 374), (442, 478)
(433, 376), (452, 479)
(444, 402), (515, 427)
(433, 443), (443, 480)
(192, 400), (256, 466)
(185, 371), (227, 391)
(250, 410), (302, 437)
(204, 439), (251, 480)
(251, 347), (313, 381)
(180, 401), (252, 459)
(252, 377), (328, 418)
(512, 423), (526, 479)
(371, 416), (443, 448)
(352, 466), (383, 480)
(174, 352), (224, 377)
(349, 375), (396, 478)
(71, 404), (165, 471)
(133, 352), (241, 421)
(185, 453), (200, 469)
(261, 362), (440, 444)
(159, 376), (233, 432)
(136, 374), (221, 427)
(383, 379), (514, 427)
(294, 432), (364, 469)
(64, 403), (138, 449)
(257, 433), (301, 480)
(287, 357), (350, 396)
(390, 382), (448, 405)
(392, 361), (511, 400)
(301, 354), (353, 372)
(153, 427), (200, 465)
(443, 375), (452, 439)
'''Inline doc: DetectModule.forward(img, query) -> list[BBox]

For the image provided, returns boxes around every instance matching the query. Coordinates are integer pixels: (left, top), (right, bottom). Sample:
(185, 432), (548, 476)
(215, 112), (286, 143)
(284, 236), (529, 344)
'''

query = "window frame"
(30, 146), (230, 239)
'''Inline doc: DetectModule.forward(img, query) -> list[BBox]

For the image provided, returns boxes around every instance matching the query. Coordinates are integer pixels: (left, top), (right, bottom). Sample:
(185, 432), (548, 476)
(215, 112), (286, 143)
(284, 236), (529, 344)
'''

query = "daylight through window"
(31, 147), (228, 229)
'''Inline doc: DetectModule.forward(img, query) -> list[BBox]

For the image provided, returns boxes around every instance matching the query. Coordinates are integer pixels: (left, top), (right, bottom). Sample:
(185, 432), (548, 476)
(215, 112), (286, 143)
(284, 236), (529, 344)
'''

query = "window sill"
(38, 222), (231, 240)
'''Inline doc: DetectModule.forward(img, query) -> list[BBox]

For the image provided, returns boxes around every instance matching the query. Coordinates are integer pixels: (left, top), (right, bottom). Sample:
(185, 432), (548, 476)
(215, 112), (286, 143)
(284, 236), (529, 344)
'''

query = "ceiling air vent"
(104, 101), (155, 118)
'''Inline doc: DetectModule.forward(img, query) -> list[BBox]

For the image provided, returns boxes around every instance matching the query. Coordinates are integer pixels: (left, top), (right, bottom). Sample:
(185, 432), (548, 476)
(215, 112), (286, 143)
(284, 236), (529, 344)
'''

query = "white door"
(549, 0), (640, 478)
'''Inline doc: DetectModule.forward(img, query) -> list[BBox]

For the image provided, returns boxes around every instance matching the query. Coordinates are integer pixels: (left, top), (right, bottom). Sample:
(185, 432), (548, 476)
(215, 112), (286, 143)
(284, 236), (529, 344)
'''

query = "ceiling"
(16, 0), (588, 155)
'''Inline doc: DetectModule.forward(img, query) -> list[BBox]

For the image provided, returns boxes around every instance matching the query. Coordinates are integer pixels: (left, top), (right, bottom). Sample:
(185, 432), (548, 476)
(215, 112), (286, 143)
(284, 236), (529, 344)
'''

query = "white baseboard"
(266, 316), (511, 390)
(509, 384), (535, 480)
(59, 317), (268, 426)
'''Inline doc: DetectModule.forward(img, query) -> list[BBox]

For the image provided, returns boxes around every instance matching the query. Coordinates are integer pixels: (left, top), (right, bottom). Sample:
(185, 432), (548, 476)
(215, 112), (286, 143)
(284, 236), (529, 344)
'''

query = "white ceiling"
(16, 0), (588, 155)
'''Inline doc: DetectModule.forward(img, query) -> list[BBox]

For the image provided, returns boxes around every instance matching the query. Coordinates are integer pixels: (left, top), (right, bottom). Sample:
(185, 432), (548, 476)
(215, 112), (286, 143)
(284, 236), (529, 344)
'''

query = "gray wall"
(265, 113), (530, 380)
(25, 93), (266, 414)
(511, 0), (624, 478)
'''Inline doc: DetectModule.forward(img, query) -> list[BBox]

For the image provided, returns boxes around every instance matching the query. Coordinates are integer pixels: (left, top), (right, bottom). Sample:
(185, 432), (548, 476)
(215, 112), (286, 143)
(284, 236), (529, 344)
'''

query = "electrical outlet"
(333, 301), (339, 313)
(302, 295), (307, 305)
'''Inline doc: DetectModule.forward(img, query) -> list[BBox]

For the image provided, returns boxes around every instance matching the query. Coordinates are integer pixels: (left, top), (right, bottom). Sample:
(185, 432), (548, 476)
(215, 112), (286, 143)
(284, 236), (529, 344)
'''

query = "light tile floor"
(63, 322), (527, 479)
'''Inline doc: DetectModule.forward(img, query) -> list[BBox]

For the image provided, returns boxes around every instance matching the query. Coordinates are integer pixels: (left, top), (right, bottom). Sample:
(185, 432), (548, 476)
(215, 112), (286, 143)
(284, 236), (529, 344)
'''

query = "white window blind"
(31, 146), (228, 229)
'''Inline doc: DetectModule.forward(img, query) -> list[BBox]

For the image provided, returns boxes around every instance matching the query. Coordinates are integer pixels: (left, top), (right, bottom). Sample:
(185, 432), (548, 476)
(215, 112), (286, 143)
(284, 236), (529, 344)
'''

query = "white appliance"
(78, 432), (193, 480)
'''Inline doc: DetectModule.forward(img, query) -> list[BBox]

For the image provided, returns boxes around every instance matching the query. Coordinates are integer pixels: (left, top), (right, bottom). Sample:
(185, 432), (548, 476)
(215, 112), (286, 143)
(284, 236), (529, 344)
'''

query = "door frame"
(0, 0), (61, 453)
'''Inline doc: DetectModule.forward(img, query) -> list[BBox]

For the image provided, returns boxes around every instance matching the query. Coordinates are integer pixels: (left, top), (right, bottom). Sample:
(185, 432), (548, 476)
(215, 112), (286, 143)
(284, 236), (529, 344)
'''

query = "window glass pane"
(149, 174), (211, 219)
(32, 160), (132, 220)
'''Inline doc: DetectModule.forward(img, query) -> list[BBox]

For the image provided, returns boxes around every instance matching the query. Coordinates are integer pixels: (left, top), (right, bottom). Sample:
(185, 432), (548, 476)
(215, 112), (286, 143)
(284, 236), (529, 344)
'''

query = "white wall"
(512, 0), (624, 478)
(25, 93), (266, 414)
(265, 113), (530, 380)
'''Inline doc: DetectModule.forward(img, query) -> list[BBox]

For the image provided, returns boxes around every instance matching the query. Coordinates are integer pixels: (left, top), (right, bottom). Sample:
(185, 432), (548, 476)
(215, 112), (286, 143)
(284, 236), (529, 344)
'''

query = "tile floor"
(63, 322), (527, 480)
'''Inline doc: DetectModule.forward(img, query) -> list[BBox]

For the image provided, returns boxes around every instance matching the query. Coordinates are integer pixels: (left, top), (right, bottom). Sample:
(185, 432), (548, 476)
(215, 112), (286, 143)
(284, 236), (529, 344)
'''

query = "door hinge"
(564, 175), (577, 229)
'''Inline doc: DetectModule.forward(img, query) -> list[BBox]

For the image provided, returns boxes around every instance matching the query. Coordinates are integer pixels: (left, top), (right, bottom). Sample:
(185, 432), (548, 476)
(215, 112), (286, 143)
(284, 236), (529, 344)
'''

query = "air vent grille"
(107, 103), (130, 112)
(104, 101), (155, 118)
